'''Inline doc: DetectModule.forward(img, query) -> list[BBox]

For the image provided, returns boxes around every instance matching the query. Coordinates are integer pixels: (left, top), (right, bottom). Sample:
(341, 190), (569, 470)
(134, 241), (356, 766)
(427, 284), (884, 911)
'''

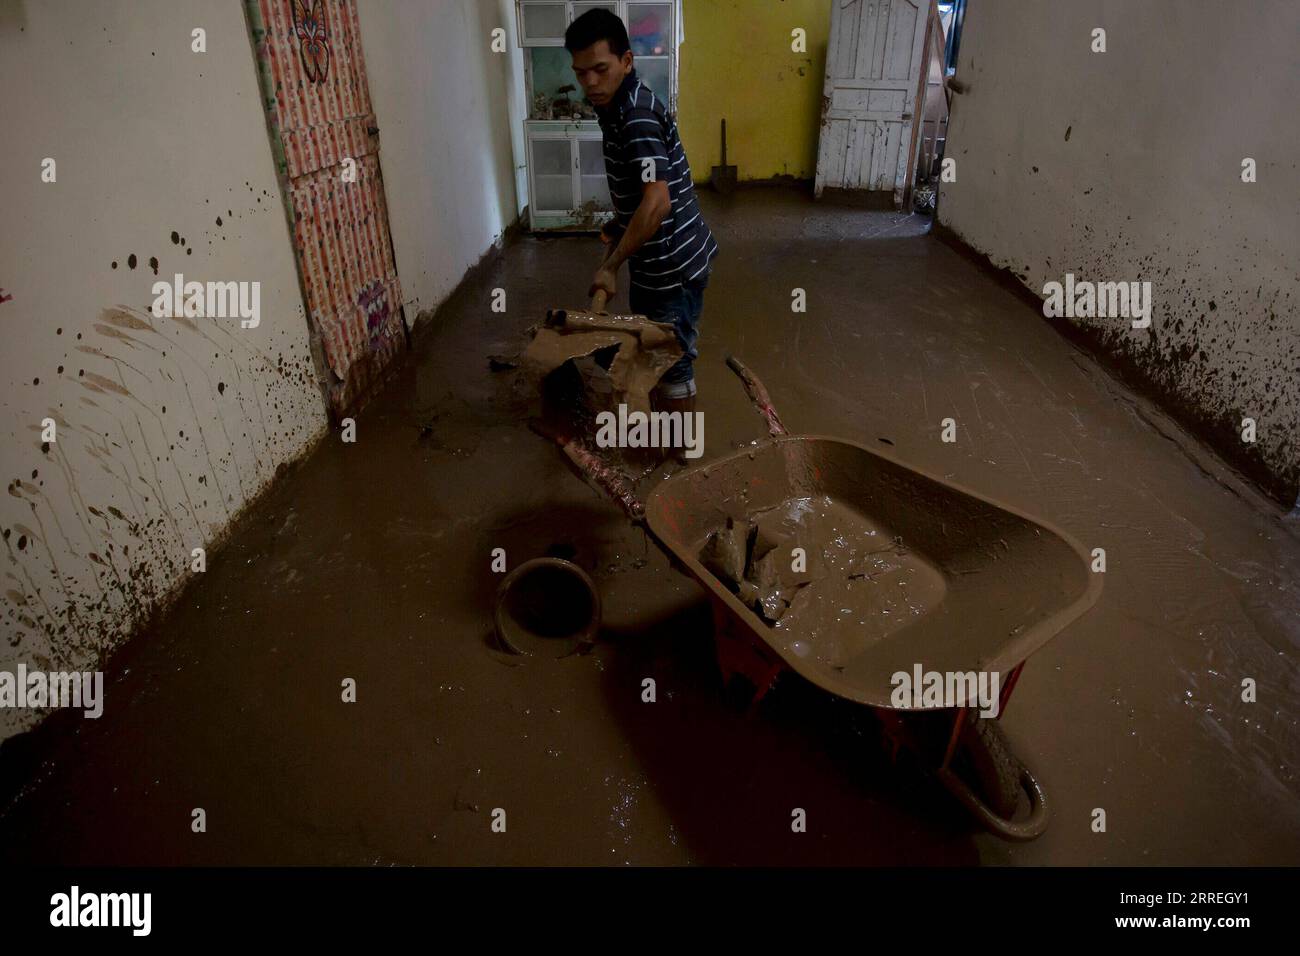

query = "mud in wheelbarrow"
(532, 354), (1102, 840)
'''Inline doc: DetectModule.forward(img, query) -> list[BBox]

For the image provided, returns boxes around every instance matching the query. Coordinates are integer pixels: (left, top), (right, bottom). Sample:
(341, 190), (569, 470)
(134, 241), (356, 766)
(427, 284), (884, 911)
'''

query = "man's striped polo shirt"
(596, 68), (719, 292)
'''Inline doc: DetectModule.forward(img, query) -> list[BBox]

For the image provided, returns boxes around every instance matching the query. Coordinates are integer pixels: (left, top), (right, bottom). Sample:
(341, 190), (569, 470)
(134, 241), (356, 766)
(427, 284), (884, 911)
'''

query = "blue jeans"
(630, 273), (710, 399)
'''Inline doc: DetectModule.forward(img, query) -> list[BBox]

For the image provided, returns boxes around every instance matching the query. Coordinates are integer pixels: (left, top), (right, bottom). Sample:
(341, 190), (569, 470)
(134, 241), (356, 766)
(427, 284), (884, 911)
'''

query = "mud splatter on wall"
(937, 1), (1299, 503)
(0, 1), (328, 740)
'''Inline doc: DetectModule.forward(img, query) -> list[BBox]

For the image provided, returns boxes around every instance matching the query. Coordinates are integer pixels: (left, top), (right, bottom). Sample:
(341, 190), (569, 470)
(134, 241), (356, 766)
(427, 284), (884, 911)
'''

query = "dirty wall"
(0, 0), (329, 738)
(355, 0), (527, 322)
(677, 0), (830, 182)
(937, 0), (1299, 503)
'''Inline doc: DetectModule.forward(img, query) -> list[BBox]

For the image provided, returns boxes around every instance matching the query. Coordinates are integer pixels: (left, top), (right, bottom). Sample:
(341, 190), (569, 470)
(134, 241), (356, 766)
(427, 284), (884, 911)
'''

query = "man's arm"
(605, 180), (670, 271)
(590, 180), (670, 300)
(590, 105), (673, 303)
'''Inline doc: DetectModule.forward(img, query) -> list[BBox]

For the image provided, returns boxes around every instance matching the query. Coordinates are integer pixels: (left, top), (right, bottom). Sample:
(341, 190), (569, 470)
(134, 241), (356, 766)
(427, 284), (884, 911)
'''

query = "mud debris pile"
(700, 510), (819, 624)
(697, 495), (946, 669)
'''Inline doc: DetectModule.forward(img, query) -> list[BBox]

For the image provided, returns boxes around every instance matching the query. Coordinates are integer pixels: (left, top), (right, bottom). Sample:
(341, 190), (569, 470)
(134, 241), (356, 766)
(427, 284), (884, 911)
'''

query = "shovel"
(710, 118), (737, 195)
(542, 243), (679, 348)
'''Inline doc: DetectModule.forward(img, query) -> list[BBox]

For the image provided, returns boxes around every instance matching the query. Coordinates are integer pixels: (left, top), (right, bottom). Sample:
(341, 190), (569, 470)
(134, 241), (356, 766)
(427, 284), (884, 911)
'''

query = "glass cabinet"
(517, 0), (679, 230)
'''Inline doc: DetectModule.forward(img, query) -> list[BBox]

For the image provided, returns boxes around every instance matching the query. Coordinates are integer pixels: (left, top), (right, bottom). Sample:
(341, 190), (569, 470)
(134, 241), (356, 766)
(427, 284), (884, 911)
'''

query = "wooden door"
(815, 0), (930, 206)
(247, 0), (406, 417)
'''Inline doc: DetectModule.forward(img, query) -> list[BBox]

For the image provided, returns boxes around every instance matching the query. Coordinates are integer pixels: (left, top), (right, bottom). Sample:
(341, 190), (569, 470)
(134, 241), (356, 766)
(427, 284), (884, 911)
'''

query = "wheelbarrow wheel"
(957, 716), (1021, 820)
(939, 714), (1051, 840)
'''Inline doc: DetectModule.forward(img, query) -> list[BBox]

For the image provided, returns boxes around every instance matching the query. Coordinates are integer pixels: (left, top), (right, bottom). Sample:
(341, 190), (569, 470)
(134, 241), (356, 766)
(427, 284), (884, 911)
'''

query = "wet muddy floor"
(2, 186), (1297, 864)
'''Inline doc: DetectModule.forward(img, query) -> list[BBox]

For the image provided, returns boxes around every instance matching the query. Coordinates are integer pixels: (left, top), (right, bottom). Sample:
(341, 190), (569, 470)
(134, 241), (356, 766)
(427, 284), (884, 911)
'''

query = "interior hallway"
(2, 187), (1296, 865)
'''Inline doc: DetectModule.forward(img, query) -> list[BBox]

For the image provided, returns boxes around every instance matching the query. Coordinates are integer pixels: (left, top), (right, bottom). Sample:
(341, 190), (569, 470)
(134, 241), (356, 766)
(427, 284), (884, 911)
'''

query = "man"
(564, 9), (719, 420)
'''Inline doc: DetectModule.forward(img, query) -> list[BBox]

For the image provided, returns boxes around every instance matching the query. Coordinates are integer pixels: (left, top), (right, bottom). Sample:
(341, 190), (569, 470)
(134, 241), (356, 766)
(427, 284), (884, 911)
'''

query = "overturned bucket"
(494, 558), (601, 657)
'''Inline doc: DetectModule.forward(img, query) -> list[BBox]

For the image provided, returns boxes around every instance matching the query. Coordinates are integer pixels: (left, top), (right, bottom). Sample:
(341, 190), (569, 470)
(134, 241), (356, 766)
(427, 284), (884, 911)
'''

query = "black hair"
(564, 8), (630, 57)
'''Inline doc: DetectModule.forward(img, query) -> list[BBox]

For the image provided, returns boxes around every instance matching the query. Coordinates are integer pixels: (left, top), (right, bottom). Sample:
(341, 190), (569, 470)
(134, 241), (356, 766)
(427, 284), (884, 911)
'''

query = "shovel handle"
(590, 232), (620, 312)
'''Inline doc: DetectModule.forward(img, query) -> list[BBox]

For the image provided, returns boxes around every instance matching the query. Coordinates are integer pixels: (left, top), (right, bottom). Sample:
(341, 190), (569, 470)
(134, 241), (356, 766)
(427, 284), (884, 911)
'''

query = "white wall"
(938, 0), (1299, 501)
(357, 0), (527, 322)
(0, 0), (328, 737)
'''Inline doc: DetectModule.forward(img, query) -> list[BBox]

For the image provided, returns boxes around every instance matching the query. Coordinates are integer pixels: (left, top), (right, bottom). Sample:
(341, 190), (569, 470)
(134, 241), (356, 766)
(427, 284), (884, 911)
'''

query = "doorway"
(814, 0), (931, 207)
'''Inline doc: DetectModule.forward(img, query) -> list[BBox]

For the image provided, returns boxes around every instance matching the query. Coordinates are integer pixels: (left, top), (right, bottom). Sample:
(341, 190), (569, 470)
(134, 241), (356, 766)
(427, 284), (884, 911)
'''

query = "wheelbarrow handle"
(725, 355), (789, 438)
(529, 419), (645, 522)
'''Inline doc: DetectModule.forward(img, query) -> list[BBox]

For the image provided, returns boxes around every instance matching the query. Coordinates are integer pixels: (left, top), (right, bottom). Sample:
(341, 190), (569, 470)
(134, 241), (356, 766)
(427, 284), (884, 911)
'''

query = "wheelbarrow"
(529, 340), (1102, 840)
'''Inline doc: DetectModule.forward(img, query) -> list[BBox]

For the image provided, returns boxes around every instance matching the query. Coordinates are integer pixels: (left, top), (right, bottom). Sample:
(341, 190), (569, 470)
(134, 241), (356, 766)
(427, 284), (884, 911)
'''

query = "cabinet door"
(577, 137), (611, 207)
(625, 2), (673, 105)
(519, 1), (569, 46)
(625, 2), (671, 55)
(530, 135), (576, 212)
(572, 1), (619, 19)
(634, 56), (672, 107)
(528, 46), (583, 118)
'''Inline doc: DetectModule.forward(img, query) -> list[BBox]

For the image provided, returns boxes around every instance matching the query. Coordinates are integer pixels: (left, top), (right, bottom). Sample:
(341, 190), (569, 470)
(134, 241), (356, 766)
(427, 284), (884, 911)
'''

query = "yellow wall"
(675, 0), (831, 182)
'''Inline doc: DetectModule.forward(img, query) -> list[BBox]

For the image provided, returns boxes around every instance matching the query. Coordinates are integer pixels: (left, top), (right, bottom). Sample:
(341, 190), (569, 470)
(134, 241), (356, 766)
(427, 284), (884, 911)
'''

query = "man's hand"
(592, 182), (669, 307)
(600, 221), (624, 246)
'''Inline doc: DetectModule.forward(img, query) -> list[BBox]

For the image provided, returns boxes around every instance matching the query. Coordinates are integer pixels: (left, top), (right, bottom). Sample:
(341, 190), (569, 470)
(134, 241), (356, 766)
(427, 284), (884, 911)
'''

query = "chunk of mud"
(757, 585), (796, 623)
(750, 509), (787, 562)
(749, 546), (780, 594)
(736, 579), (761, 607)
(749, 537), (821, 590)
(700, 516), (747, 586)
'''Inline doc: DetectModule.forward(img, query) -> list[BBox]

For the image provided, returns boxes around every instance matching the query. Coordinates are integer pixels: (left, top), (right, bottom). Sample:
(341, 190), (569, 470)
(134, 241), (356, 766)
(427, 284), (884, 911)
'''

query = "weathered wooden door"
(247, 0), (406, 417)
(815, 0), (930, 206)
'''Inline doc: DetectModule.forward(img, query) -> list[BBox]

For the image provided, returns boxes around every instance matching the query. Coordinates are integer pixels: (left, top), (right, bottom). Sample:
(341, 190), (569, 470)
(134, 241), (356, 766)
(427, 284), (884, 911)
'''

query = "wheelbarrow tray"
(644, 435), (1102, 709)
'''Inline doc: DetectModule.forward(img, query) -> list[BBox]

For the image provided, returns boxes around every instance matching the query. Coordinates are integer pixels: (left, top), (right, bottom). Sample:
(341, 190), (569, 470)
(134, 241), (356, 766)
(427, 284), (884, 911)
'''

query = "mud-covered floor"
(2, 187), (1297, 865)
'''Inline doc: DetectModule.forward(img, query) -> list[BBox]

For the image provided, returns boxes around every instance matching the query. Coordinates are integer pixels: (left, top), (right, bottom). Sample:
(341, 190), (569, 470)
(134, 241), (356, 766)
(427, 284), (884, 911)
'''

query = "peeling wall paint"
(937, 0), (1298, 502)
(0, 0), (328, 739)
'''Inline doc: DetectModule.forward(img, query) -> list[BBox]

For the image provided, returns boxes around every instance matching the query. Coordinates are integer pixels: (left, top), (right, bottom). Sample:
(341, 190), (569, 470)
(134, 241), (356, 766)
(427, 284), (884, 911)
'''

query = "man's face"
(570, 40), (632, 109)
